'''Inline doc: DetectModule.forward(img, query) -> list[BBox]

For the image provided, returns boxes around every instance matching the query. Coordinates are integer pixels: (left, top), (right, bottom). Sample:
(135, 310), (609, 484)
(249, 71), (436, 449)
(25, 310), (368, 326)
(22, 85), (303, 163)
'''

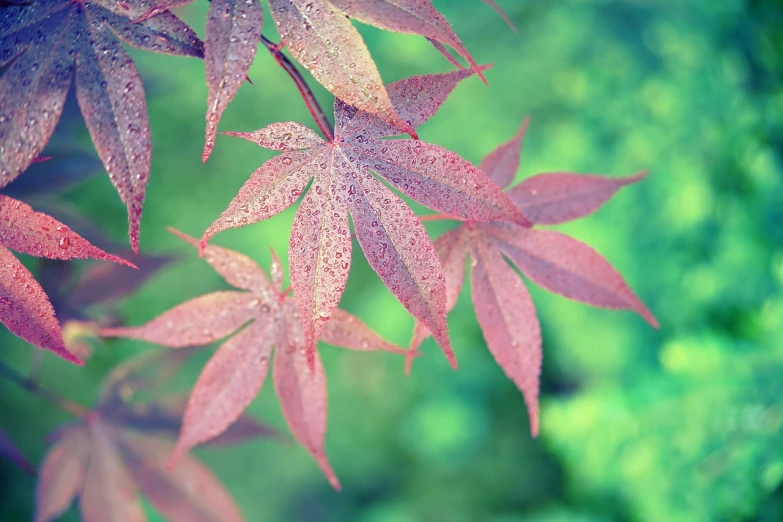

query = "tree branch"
(261, 35), (334, 142)
(0, 360), (88, 417)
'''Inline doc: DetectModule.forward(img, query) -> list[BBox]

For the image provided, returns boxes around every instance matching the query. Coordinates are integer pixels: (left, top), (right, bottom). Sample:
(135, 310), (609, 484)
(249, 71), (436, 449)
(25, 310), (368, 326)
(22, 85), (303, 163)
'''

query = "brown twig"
(261, 35), (334, 142)
(0, 360), (88, 417)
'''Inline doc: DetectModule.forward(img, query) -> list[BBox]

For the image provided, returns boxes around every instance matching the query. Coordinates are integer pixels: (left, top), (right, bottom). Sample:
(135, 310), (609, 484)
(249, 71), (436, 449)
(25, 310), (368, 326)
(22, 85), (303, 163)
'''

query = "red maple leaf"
(101, 229), (412, 489)
(0, 1), (204, 251)
(202, 67), (526, 370)
(410, 118), (658, 436)
(0, 194), (136, 364)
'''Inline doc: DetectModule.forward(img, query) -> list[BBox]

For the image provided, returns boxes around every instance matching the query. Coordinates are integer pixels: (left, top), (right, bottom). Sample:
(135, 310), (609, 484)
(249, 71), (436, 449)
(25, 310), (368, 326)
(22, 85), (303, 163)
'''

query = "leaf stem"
(0, 360), (88, 417)
(261, 35), (335, 142)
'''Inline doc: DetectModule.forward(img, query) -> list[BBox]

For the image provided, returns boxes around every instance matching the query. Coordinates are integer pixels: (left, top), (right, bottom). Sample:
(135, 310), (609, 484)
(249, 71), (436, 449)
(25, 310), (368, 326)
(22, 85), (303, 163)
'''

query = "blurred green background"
(2, 0), (783, 520)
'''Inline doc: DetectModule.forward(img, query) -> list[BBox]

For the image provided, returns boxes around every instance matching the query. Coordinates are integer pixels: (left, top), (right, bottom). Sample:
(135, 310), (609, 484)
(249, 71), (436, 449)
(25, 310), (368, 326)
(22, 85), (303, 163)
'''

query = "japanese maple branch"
(261, 35), (334, 141)
(0, 360), (88, 417)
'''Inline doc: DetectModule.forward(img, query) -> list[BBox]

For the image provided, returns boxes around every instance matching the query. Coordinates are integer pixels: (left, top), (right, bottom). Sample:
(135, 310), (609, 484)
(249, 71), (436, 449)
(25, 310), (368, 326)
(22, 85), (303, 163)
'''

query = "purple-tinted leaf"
(0, 245), (80, 363)
(0, 426), (33, 474)
(268, 0), (416, 138)
(101, 291), (258, 348)
(508, 171), (648, 225)
(0, 1), (203, 251)
(105, 9), (204, 58)
(202, 0), (263, 162)
(35, 426), (89, 522)
(495, 227), (658, 326)
(2, 151), (102, 199)
(74, 10), (150, 254)
(0, 12), (73, 190)
(118, 431), (244, 522)
(470, 241), (541, 435)
(79, 421), (145, 522)
(169, 320), (276, 464)
(66, 251), (173, 311)
(479, 116), (528, 189)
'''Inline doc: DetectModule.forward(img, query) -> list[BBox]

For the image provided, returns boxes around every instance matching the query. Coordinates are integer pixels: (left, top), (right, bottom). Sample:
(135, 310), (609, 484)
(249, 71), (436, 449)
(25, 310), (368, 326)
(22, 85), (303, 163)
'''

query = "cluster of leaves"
(0, 0), (510, 253)
(0, 0), (512, 364)
(0, 0), (659, 517)
(103, 229), (412, 489)
(102, 70), (655, 485)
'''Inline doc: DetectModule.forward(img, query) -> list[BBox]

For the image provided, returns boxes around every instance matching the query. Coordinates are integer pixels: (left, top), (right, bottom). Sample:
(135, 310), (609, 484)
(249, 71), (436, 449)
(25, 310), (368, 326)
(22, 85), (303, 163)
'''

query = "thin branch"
(0, 360), (88, 417)
(261, 35), (334, 142)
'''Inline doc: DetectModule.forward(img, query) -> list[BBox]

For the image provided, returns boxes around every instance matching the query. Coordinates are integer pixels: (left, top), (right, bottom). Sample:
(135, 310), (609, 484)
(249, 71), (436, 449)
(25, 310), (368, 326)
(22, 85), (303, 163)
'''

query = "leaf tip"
(201, 142), (213, 164)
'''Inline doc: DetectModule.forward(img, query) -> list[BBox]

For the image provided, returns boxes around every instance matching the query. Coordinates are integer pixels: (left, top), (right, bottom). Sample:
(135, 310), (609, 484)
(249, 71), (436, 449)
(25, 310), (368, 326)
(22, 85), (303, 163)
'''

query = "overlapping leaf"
(35, 348), (272, 522)
(203, 67), (524, 369)
(268, 0), (485, 137)
(411, 118), (658, 436)
(0, 1), (204, 251)
(0, 194), (135, 363)
(35, 419), (244, 522)
(102, 229), (410, 489)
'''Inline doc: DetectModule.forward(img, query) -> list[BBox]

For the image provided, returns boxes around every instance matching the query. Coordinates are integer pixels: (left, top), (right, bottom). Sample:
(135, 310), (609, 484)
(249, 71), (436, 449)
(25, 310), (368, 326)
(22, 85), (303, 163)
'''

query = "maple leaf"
(410, 117), (658, 436)
(35, 348), (274, 522)
(0, 1), (204, 252)
(101, 229), (412, 489)
(0, 426), (34, 474)
(202, 0), (263, 162)
(0, 194), (136, 364)
(35, 417), (245, 522)
(268, 0), (485, 137)
(202, 67), (526, 369)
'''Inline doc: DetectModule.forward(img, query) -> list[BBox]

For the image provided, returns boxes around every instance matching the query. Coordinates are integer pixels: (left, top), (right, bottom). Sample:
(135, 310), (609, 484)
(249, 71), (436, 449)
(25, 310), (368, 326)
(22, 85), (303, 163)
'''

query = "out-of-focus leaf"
(0, 426), (34, 474)
(35, 416), (245, 522)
